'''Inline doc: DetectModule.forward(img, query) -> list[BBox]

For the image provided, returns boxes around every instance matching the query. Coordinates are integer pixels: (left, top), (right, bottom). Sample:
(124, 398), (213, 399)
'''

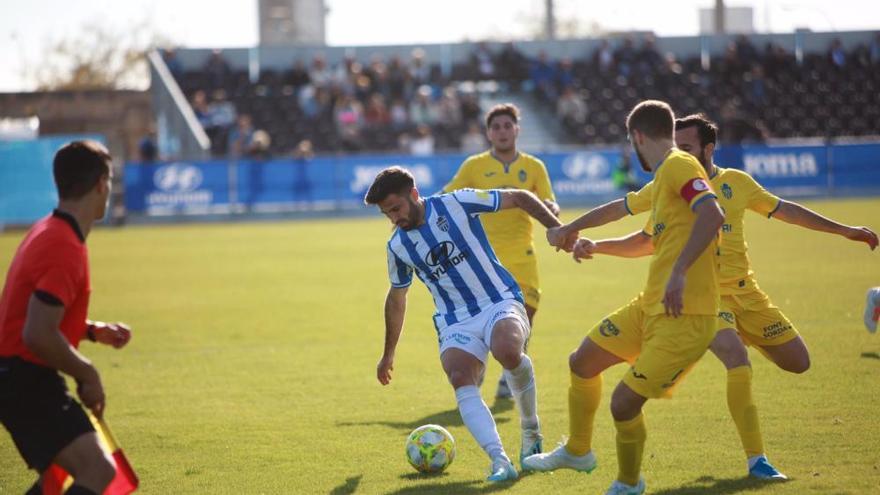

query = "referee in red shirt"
(0, 141), (133, 495)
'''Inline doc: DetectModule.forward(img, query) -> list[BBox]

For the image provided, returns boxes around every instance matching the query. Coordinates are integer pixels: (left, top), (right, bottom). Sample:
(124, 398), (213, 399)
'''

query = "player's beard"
(634, 145), (652, 172)
(399, 197), (422, 230)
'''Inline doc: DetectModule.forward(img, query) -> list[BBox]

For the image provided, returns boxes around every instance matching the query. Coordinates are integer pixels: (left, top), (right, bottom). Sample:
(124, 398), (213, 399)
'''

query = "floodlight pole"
(545, 0), (556, 40)
(714, 0), (725, 34)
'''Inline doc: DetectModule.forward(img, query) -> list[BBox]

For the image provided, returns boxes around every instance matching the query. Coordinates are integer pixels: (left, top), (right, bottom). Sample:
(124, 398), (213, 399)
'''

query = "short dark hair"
(53, 141), (112, 200)
(364, 166), (415, 205)
(675, 113), (718, 148)
(626, 100), (674, 140)
(485, 103), (520, 128)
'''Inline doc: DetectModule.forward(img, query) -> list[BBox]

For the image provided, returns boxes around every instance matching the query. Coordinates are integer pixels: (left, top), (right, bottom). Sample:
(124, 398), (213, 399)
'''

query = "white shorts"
(437, 299), (530, 363)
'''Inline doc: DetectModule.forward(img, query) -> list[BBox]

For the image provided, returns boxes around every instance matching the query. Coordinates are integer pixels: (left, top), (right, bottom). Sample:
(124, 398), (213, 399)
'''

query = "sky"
(0, 0), (876, 91)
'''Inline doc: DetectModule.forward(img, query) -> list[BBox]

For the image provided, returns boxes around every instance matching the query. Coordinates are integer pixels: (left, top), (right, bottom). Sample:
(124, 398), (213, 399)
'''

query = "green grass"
(1, 197), (879, 494)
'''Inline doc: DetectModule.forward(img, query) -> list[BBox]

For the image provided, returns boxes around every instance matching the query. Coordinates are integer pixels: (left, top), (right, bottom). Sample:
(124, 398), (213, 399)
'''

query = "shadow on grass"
(329, 474), (362, 495)
(337, 398), (515, 431)
(860, 351), (880, 360)
(385, 469), (530, 495)
(651, 475), (786, 495)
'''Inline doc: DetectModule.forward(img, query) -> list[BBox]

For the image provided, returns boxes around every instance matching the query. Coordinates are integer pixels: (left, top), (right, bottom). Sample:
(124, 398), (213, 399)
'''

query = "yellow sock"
(727, 365), (764, 458)
(565, 372), (602, 456)
(615, 413), (646, 486)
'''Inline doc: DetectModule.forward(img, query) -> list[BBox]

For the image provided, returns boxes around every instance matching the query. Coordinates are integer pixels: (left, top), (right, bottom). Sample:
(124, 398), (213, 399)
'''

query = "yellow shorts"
(588, 296), (715, 399)
(719, 289), (799, 348)
(504, 258), (540, 310)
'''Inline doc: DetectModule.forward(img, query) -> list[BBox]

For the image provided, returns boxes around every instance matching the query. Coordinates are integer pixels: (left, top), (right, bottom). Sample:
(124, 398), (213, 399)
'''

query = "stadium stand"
(163, 32), (880, 157)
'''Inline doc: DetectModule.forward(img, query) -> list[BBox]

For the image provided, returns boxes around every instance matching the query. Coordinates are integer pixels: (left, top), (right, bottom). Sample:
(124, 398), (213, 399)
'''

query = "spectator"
(614, 36), (638, 78)
(162, 48), (183, 79)
(556, 86), (587, 131)
(460, 91), (482, 124)
(248, 130), (272, 160)
(204, 49), (231, 88)
(191, 90), (212, 129)
(637, 35), (663, 74)
(292, 139), (314, 200)
(471, 42), (496, 79)
(207, 90), (237, 129)
(138, 128), (158, 162)
(593, 39), (615, 74)
(228, 114), (256, 157)
(409, 86), (437, 126)
(530, 51), (558, 102)
(745, 65), (767, 107)
(409, 125), (435, 156)
(334, 95), (364, 151)
(409, 48), (430, 86)
(365, 93), (391, 128)
(828, 38), (846, 68)
(497, 42), (529, 89)
(556, 58), (576, 91)
(389, 98), (410, 131)
(720, 100), (768, 144)
(436, 87), (462, 129)
(735, 34), (759, 67)
(309, 54), (332, 88)
(871, 33), (880, 65)
(460, 122), (487, 154)
(286, 59), (310, 89)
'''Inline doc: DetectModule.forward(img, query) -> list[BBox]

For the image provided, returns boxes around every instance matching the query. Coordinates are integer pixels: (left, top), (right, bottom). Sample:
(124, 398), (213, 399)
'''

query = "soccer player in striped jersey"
(365, 166), (564, 482)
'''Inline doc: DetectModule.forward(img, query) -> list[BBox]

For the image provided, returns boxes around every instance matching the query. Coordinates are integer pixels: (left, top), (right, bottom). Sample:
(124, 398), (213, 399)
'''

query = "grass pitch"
(1, 197), (878, 494)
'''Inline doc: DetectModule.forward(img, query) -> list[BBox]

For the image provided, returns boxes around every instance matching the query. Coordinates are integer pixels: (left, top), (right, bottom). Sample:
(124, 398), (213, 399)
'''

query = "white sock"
(455, 385), (506, 460)
(503, 354), (539, 430)
(748, 454), (766, 469)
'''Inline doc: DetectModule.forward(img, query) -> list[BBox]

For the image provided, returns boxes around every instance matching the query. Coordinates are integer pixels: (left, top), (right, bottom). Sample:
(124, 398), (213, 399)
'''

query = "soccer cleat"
(495, 377), (513, 399)
(749, 456), (788, 480)
(522, 444), (597, 473)
(864, 287), (880, 333)
(520, 427), (543, 466)
(486, 456), (518, 482)
(604, 477), (646, 495)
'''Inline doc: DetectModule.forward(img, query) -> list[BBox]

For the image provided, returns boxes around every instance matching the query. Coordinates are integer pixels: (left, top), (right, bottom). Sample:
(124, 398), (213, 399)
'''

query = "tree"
(27, 18), (172, 91)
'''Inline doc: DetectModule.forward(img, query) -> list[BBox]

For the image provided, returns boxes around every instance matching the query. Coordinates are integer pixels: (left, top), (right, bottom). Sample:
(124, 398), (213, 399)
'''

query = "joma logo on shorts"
(445, 333), (471, 345)
(719, 312), (735, 324)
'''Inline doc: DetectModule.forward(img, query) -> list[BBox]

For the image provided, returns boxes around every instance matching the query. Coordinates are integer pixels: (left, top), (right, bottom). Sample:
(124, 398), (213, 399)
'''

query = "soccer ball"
(405, 424), (455, 473)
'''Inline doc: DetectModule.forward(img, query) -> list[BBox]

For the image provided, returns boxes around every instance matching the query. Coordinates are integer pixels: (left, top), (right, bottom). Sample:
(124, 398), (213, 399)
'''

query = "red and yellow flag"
(42, 412), (138, 495)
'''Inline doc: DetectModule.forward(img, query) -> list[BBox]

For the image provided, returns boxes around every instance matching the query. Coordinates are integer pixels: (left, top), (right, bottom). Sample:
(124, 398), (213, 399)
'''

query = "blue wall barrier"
(123, 142), (879, 217)
(0, 135), (105, 225)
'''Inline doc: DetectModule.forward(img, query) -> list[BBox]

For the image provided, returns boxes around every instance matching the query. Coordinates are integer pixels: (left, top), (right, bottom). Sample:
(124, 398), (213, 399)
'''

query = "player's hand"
(92, 321), (132, 349)
(547, 225), (578, 252)
(377, 354), (394, 385)
(663, 269), (686, 318)
(543, 199), (561, 217)
(846, 226), (878, 250)
(76, 367), (106, 418)
(572, 238), (596, 263)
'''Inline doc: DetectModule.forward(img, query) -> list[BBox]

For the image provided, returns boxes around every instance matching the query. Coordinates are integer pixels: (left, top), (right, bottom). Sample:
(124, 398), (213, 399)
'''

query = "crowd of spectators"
(164, 32), (880, 158)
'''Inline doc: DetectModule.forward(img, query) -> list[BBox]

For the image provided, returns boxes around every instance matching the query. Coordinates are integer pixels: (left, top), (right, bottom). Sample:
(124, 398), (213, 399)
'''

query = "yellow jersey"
(626, 166), (780, 296)
(443, 151), (556, 260)
(639, 149), (720, 316)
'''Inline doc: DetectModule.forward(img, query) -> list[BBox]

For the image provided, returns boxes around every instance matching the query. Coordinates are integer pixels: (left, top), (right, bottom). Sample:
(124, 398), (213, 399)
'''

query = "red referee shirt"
(0, 210), (91, 365)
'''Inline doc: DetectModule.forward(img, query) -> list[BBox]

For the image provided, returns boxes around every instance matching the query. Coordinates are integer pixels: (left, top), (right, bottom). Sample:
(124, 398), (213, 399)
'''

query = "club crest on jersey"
(518, 170), (527, 182)
(436, 215), (449, 232)
(722, 183), (733, 199)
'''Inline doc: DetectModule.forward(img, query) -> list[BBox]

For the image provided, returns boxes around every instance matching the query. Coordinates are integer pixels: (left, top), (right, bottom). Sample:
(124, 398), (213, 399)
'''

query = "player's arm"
(377, 286), (408, 386)
(22, 295), (105, 416)
(573, 230), (654, 262)
(547, 198), (630, 252)
(771, 200), (878, 250)
(664, 198), (725, 317)
(498, 189), (563, 229)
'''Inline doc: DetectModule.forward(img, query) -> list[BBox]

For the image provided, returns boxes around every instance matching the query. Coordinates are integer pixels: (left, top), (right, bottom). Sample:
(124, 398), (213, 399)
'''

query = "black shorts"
(0, 357), (95, 472)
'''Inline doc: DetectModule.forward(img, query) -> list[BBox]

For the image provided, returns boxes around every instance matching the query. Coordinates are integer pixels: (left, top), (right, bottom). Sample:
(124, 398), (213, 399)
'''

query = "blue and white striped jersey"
(386, 189), (523, 331)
